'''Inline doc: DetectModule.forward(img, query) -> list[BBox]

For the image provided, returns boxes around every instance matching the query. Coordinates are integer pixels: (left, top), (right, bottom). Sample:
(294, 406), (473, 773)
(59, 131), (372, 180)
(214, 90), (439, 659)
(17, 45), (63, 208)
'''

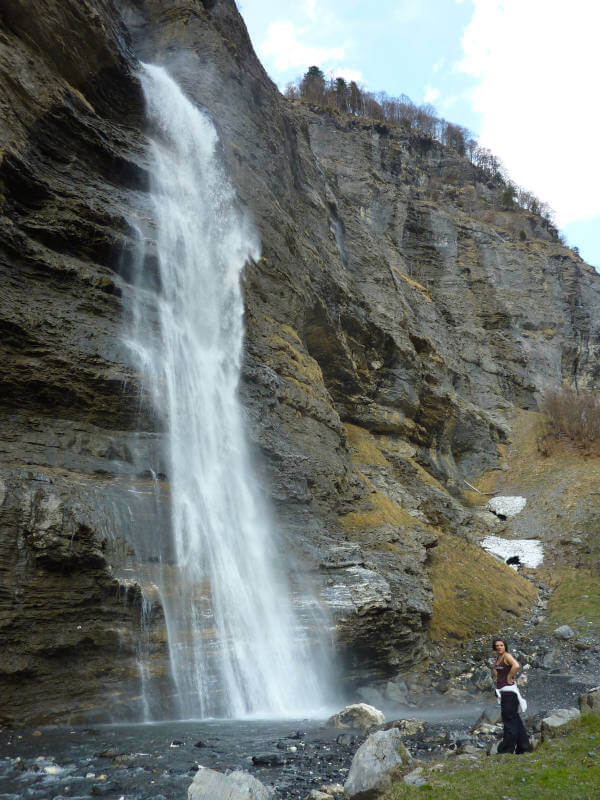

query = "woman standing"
(492, 637), (530, 754)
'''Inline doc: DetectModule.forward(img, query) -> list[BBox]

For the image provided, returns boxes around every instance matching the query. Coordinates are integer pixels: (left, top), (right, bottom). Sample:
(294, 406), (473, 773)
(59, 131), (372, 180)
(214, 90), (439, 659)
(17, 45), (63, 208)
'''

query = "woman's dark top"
(495, 657), (510, 689)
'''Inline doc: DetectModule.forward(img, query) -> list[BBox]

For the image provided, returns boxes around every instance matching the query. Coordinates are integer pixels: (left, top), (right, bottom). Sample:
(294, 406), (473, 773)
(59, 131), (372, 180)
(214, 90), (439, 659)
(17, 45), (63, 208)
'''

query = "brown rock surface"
(1, 0), (599, 723)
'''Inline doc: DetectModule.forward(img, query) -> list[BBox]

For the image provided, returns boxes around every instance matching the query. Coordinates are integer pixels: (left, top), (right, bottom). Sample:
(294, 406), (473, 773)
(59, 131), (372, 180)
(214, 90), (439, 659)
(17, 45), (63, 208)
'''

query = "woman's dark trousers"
(498, 691), (530, 753)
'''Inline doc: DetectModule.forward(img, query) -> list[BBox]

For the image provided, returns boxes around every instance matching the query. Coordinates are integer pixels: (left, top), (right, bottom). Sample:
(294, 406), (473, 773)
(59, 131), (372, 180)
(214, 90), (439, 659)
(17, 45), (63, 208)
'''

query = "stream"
(0, 667), (595, 800)
(0, 708), (479, 800)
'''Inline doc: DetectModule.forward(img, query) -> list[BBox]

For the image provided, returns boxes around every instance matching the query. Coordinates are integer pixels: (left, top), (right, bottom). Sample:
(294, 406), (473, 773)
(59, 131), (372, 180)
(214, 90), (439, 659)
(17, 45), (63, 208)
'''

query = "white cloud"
(328, 67), (363, 84)
(304, 0), (317, 20)
(424, 86), (440, 104)
(459, 0), (600, 226)
(394, 0), (421, 24)
(259, 20), (344, 72)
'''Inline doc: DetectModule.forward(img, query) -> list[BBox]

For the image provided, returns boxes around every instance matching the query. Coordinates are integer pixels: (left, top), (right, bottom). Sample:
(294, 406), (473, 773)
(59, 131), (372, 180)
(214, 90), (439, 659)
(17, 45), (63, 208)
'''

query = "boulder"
(336, 733), (359, 746)
(579, 687), (600, 714)
(343, 727), (410, 799)
(188, 767), (275, 800)
(470, 666), (493, 691)
(387, 718), (426, 736)
(326, 703), (385, 731)
(553, 625), (575, 640)
(541, 708), (581, 741)
(441, 660), (469, 678)
(251, 753), (288, 766)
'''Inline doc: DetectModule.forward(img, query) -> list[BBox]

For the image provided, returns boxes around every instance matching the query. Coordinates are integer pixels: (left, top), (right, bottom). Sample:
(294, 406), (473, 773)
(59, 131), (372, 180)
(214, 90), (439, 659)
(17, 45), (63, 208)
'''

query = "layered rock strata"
(1, 0), (599, 723)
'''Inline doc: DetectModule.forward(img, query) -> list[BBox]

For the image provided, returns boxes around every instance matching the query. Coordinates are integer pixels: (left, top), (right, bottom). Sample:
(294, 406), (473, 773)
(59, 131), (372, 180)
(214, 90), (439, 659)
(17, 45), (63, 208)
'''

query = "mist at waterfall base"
(123, 63), (335, 721)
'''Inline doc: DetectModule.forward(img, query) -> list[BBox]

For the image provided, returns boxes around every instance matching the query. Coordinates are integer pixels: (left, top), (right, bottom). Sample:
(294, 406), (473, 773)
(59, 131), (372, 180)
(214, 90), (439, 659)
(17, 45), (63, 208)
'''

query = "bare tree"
(287, 68), (555, 231)
(284, 81), (298, 101)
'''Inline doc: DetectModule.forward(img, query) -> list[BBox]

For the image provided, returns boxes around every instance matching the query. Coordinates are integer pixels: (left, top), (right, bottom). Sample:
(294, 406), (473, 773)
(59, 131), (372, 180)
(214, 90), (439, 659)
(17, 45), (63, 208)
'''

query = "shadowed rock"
(188, 767), (275, 800)
(344, 727), (411, 799)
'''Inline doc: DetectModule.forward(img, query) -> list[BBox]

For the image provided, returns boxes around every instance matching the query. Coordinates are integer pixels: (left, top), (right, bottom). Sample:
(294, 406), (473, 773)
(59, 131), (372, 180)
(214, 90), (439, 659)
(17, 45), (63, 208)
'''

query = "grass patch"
(345, 423), (391, 468)
(339, 485), (426, 533)
(384, 714), (600, 799)
(541, 568), (600, 638)
(428, 533), (537, 643)
(269, 331), (324, 386)
(391, 266), (433, 302)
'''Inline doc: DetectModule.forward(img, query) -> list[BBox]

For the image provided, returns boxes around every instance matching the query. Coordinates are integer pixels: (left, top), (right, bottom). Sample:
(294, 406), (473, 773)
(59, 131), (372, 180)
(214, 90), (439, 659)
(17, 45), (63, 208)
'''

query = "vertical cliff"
(1, 0), (599, 723)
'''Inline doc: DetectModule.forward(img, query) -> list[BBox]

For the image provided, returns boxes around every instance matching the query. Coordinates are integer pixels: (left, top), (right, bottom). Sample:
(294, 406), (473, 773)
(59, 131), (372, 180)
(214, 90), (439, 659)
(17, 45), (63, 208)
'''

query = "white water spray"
(131, 63), (328, 718)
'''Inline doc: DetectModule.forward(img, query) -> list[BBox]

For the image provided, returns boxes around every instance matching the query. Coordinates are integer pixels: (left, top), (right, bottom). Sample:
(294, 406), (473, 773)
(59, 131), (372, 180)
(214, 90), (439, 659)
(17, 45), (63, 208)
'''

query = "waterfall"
(129, 63), (329, 718)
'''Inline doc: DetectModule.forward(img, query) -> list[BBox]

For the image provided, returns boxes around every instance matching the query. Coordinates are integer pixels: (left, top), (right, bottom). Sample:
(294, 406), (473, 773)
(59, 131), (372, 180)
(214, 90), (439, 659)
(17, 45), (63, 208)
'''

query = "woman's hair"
(492, 637), (508, 651)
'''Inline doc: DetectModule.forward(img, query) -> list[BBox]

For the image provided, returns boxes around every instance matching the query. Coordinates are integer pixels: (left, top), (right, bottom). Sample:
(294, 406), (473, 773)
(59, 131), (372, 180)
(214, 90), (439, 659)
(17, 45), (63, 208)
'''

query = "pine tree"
(300, 66), (325, 104)
(334, 77), (348, 111)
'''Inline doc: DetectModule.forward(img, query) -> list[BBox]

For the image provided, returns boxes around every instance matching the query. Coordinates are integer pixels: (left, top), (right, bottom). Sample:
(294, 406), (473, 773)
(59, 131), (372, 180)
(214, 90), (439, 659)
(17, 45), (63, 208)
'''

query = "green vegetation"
(338, 484), (427, 534)
(428, 533), (537, 644)
(384, 715), (600, 799)
(543, 568), (600, 637)
(344, 423), (392, 468)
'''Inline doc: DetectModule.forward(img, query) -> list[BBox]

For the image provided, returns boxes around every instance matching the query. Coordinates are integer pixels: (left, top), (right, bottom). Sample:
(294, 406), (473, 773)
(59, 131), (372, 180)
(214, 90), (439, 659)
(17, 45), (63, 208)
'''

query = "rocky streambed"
(1, 570), (598, 800)
(0, 711), (479, 800)
(0, 659), (597, 800)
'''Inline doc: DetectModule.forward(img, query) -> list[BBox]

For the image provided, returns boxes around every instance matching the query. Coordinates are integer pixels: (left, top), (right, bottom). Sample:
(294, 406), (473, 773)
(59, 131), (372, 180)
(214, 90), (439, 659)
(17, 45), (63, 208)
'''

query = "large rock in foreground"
(327, 703), (385, 731)
(343, 727), (410, 799)
(188, 767), (275, 800)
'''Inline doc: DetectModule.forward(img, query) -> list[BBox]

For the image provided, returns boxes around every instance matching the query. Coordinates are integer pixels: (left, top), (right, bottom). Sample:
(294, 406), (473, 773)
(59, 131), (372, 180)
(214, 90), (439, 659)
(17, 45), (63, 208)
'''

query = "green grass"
(384, 715), (600, 799)
(428, 533), (537, 643)
(542, 569), (600, 638)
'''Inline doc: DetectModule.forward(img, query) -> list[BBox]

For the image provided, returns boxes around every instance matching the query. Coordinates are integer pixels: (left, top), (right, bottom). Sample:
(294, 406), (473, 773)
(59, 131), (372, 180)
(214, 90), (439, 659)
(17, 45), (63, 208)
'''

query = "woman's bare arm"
(504, 652), (520, 684)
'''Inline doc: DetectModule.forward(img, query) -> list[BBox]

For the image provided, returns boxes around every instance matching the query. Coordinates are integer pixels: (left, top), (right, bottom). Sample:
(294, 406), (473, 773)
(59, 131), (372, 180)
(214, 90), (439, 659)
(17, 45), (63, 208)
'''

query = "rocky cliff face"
(1, 0), (599, 724)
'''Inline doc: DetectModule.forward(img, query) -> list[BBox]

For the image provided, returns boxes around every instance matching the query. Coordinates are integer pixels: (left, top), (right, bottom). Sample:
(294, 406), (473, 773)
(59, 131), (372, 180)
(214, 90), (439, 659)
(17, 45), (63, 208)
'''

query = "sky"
(237, 0), (599, 268)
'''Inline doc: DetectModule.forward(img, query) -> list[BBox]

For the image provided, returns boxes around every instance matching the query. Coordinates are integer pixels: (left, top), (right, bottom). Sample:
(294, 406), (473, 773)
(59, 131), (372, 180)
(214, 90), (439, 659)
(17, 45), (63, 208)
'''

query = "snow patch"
(481, 535), (543, 569)
(486, 496), (527, 518)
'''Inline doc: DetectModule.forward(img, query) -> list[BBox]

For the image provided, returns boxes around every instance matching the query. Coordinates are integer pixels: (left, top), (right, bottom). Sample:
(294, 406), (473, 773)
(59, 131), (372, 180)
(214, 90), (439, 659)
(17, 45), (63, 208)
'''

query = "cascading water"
(129, 63), (330, 719)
